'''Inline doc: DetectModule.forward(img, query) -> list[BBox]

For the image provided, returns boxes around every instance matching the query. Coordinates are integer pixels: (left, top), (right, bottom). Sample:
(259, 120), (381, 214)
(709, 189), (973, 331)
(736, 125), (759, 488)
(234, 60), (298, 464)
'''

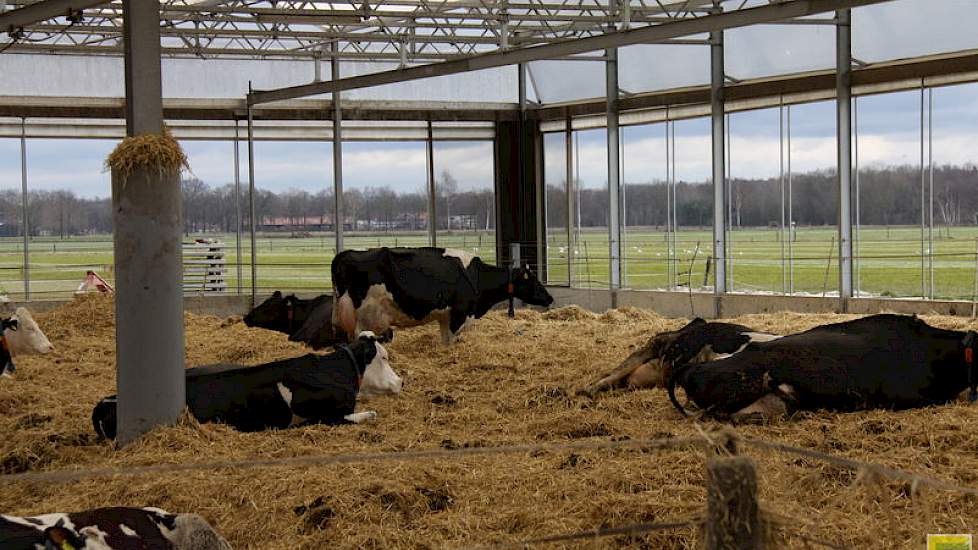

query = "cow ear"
(273, 291), (282, 298)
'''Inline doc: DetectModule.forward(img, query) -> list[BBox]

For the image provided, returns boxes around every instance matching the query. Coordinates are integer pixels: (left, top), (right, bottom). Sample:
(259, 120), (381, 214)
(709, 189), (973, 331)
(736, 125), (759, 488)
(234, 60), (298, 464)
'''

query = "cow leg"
(731, 394), (788, 425)
(343, 411), (377, 424)
(579, 347), (658, 397)
(0, 362), (13, 378)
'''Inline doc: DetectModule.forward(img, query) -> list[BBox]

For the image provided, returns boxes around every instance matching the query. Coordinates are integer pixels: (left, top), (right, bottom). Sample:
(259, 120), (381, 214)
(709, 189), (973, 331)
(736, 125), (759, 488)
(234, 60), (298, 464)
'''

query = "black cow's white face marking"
(358, 334), (402, 399)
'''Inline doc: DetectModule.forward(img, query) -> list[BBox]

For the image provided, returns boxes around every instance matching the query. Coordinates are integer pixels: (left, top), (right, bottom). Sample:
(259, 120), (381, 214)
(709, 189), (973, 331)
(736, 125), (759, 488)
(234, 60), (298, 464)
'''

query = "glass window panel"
(544, 132), (570, 285)
(619, 44), (709, 94)
(433, 140), (496, 265)
(250, 140), (334, 293)
(528, 60), (605, 104)
(930, 82), (978, 301)
(853, 0), (978, 64)
(25, 138), (114, 300)
(727, 107), (783, 294)
(572, 128), (609, 287)
(673, 117), (713, 294)
(725, 24), (834, 80)
(0, 138), (23, 300)
(342, 141), (429, 255)
(787, 100), (838, 296)
(855, 90), (924, 298)
(621, 123), (669, 290)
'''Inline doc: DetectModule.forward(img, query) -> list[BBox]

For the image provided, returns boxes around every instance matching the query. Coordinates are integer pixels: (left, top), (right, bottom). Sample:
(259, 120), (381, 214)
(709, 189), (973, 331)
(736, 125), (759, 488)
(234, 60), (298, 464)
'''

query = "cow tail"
(667, 363), (693, 417)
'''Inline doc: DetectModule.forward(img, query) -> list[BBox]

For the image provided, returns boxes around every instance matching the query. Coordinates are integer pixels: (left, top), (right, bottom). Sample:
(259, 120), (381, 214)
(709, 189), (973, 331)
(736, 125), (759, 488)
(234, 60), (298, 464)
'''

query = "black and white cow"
(92, 332), (402, 439)
(579, 318), (779, 397)
(243, 291), (351, 349)
(0, 506), (230, 549)
(668, 314), (978, 423)
(1, 308), (55, 378)
(331, 247), (554, 345)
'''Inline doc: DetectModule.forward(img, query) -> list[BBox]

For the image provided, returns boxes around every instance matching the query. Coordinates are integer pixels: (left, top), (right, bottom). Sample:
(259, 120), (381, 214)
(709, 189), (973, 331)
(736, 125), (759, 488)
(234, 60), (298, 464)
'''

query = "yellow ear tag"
(523, 273), (529, 280)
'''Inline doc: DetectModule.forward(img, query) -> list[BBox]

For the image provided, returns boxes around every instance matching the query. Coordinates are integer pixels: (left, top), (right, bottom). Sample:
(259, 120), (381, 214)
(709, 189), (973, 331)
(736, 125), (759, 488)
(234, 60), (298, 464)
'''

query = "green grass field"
(1, 226), (976, 301)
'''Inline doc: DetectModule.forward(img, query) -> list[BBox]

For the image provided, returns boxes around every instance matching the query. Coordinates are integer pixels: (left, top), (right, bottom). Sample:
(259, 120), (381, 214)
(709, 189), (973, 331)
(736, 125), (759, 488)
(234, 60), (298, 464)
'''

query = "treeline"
(1, 164), (975, 237)
(546, 164), (978, 229)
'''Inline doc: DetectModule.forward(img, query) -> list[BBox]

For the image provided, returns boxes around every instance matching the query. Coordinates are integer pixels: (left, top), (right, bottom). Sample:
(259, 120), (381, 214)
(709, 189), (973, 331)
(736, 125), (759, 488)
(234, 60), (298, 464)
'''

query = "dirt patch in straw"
(3, 293), (978, 549)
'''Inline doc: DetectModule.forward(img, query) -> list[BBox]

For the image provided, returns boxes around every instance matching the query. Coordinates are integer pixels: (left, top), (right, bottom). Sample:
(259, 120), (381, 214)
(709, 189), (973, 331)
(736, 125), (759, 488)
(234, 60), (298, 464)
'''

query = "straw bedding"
(3, 294), (978, 549)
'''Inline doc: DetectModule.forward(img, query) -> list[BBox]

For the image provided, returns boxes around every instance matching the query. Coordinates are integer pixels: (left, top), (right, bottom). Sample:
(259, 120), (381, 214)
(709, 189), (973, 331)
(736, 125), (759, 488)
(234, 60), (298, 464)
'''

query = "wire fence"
(3, 427), (976, 549)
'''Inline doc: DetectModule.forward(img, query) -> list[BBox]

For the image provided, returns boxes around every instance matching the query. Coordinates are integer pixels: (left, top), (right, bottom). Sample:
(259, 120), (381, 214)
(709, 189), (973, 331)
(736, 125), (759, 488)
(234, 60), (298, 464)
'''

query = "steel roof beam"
(0, 0), (108, 31)
(249, 0), (895, 105)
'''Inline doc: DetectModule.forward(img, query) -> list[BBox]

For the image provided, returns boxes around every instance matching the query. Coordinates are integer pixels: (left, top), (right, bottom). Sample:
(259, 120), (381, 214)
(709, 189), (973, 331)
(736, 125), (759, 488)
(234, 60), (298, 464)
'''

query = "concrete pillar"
(711, 24), (727, 296)
(837, 9), (854, 303)
(606, 47), (621, 290)
(331, 46), (345, 253)
(114, 0), (184, 444)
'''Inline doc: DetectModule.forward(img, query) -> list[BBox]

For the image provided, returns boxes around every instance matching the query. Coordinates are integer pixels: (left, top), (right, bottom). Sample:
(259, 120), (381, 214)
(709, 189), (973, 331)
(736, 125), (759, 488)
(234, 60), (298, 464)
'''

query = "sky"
(1, 0), (977, 200)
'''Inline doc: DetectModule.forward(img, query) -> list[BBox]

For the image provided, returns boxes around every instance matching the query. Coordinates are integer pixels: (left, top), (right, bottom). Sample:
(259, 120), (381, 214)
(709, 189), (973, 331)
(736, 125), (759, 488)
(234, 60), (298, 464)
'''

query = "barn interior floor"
(3, 294), (978, 549)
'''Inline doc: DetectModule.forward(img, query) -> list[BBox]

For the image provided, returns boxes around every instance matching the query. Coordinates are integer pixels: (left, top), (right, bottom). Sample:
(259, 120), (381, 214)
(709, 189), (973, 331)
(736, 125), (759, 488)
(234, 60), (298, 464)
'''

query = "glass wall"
(621, 122), (668, 289)
(433, 140), (496, 265)
(787, 101), (838, 295)
(727, 107), (783, 294)
(180, 140), (245, 294)
(0, 137), (23, 300)
(24, 138), (114, 300)
(930, 82), (978, 301)
(249, 140), (333, 293)
(342, 140), (428, 254)
(855, 90), (924, 298)
(672, 117), (713, 293)
(571, 128), (609, 288)
(543, 131), (570, 285)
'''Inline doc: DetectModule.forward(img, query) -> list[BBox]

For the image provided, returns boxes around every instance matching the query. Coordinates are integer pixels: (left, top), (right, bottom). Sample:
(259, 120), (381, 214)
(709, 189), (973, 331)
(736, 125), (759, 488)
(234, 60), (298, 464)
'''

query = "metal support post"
(928, 87), (934, 299)
(332, 44), (345, 254)
(919, 84), (926, 298)
(426, 120), (437, 246)
(565, 119), (574, 285)
(20, 117), (29, 300)
(711, 24), (727, 296)
(606, 46), (621, 290)
(836, 8), (854, 303)
(114, 0), (184, 444)
(246, 102), (257, 305)
(854, 97), (860, 295)
(779, 100), (787, 294)
(787, 105), (794, 294)
(233, 121), (243, 295)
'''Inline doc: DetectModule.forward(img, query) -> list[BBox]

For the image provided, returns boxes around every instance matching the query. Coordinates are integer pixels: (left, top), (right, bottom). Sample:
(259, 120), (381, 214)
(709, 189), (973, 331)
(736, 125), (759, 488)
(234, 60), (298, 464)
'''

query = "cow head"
(3, 308), (54, 356)
(512, 266), (554, 307)
(352, 331), (402, 399)
(244, 291), (294, 333)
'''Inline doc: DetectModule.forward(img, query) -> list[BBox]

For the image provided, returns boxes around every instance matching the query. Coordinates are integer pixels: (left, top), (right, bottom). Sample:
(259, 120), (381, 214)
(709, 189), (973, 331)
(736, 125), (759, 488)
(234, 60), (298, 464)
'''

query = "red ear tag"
(507, 283), (514, 295)
(966, 348), (973, 364)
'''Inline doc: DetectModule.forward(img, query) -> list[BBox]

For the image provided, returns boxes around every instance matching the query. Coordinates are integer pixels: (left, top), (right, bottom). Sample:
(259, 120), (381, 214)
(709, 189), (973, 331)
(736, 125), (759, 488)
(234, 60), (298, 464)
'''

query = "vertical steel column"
(779, 100), (787, 294)
(517, 62), (527, 266)
(565, 119), (574, 285)
(246, 103), (257, 305)
(836, 9), (854, 302)
(426, 120), (437, 246)
(711, 25), (727, 295)
(619, 126), (626, 286)
(854, 97), (861, 295)
(233, 121), (243, 295)
(928, 87), (935, 298)
(606, 47), (621, 289)
(19, 117), (28, 300)
(115, 0), (183, 443)
(665, 121), (673, 289)
(785, 105), (798, 294)
(919, 84), (926, 298)
(332, 45), (345, 254)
